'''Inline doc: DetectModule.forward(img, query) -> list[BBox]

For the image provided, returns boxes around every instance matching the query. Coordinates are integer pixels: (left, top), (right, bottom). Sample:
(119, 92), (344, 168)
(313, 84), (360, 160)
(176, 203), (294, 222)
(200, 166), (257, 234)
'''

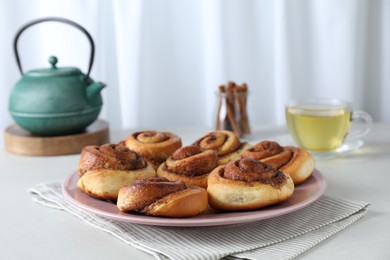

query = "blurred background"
(1, 0), (389, 146)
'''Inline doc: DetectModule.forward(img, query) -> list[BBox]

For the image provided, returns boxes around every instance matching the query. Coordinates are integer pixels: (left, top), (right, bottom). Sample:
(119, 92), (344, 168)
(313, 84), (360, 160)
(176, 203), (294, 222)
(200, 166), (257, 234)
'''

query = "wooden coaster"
(4, 119), (110, 156)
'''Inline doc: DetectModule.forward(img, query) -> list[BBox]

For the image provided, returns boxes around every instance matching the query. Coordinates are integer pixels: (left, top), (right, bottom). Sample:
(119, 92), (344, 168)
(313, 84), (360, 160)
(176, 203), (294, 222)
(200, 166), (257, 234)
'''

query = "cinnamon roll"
(77, 144), (155, 200)
(157, 145), (219, 188)
(207, 158), (294, 211)
(117, 177), (208, 217)
(241, 141), (315, 185)
(192, 130), (250, 165)
(124, 130), (182, 169)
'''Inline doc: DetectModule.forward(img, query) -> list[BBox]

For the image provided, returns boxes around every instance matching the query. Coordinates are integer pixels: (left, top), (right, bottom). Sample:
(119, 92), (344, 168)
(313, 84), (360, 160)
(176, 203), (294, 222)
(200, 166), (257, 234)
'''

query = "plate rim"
(62, 170), (327, 227)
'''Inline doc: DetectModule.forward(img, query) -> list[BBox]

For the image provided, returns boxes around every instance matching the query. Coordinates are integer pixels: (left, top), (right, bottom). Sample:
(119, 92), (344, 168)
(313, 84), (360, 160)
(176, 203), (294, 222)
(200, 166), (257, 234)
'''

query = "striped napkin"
(29, 182), (369, 260)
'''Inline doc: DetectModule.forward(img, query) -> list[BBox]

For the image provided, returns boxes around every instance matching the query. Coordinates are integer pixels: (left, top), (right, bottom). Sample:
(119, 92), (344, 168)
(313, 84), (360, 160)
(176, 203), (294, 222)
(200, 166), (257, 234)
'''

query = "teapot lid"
(25, 56), (82, 77)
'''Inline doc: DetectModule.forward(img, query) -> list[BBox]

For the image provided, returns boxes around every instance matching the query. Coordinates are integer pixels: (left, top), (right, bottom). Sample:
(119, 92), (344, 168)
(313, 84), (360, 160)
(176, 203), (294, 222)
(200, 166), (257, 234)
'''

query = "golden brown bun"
(124, 130), (182, 170)
(157, 146), (219, 188)
(192, 130), (250, 165)
(207, 158), (294, 211)
(117, 177), (208, 217)
(77, 144), (156, 200)
(241, 141), (315, 185)
(278, 146), (316, 185)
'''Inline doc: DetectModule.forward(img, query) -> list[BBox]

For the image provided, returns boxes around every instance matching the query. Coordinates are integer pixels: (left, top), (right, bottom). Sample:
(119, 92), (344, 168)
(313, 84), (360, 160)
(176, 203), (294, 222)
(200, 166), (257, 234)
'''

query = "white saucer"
(271, 135), (364, 160)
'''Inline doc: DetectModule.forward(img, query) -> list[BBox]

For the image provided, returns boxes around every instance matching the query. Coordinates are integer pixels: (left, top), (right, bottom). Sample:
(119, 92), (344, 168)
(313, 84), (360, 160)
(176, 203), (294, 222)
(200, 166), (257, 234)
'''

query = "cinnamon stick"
(225, 84), (242, 137)
(238, 83), (251, 134)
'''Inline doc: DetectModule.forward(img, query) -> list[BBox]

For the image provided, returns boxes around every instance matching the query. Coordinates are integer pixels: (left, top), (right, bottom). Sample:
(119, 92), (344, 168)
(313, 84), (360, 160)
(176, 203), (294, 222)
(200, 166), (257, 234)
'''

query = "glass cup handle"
(346, 110), (373, 142)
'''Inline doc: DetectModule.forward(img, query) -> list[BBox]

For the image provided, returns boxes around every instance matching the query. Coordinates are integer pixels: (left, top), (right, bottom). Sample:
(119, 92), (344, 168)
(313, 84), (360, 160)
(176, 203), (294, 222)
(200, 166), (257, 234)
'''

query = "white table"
(1, 124), (389, 260)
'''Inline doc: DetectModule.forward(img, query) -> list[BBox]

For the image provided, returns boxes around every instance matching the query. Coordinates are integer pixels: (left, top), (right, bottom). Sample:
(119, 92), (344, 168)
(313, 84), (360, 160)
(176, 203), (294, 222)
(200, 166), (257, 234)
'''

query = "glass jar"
(215, 86), (251, 138)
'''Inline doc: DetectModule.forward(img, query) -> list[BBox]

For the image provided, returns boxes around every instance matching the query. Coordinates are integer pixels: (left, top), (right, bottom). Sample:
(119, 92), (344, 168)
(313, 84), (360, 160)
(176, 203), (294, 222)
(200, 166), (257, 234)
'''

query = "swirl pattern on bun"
(117, 177), (208, 217)
(157, 146), (219, 188)
(77, 144), (155, 200)
(241, 141), (315, 185)
(207, 158), (294, 211)
(192, 130), (250, 165)
(124, 130), (182, 169)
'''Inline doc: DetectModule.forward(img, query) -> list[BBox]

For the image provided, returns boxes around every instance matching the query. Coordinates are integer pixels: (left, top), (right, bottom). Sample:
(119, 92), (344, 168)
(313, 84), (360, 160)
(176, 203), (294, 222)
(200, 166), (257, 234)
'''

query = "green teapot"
(9, 17), (106, 136)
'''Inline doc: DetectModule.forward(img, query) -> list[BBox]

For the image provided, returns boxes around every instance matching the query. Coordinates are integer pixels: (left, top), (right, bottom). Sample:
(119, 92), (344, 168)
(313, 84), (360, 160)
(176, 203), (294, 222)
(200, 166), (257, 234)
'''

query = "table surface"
(1, 124), (389, 260)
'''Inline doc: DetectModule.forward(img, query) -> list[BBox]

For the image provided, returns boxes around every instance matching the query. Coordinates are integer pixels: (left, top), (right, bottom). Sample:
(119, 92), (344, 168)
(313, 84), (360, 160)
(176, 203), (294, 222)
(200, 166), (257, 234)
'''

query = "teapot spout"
(86, 81), (106, 102)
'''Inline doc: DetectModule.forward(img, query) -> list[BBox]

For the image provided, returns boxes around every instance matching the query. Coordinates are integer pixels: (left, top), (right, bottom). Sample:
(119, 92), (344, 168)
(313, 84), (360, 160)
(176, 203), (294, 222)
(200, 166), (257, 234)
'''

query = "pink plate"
(62, 170), (326, 227)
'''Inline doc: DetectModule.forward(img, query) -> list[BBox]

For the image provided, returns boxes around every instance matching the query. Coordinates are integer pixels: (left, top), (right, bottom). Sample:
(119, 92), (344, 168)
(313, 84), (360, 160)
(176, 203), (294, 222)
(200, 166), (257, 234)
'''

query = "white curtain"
(1, 0), (389, 146)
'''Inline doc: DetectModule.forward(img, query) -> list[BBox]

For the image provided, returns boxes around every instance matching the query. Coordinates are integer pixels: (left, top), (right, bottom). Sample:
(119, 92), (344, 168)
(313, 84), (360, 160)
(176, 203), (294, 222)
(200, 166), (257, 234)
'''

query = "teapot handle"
(13, 17), (95, 79)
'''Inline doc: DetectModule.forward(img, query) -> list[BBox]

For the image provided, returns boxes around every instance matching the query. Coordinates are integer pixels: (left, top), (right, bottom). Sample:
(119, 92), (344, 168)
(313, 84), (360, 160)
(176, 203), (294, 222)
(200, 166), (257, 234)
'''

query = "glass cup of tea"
(285, 98), (373, 158)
